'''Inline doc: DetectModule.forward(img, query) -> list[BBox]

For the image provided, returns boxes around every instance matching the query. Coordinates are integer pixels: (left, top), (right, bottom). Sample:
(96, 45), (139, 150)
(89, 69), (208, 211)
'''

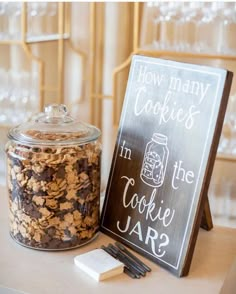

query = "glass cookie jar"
(6, 104), (101, 250)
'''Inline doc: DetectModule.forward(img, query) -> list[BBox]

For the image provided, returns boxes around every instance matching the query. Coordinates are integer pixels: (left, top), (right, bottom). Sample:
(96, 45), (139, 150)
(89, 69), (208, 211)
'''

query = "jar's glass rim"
(7, 104), (101, 146)
(8, 128), (101, 146)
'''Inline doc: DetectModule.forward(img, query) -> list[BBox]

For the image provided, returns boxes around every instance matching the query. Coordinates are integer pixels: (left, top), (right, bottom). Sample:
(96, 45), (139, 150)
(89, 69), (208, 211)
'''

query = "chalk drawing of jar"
(140, 133), (169, 188)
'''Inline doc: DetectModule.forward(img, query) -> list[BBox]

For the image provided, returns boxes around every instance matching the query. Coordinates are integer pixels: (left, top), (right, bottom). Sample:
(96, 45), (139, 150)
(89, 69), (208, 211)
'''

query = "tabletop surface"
(0, 185), (236, 294)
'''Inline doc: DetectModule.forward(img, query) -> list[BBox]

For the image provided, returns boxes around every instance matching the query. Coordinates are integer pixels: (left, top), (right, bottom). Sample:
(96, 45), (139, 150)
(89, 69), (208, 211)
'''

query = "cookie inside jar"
(6, 104), (101, 250)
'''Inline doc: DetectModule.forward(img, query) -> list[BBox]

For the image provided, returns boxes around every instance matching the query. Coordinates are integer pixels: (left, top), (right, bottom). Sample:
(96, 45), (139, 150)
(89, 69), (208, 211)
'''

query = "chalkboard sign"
(100, 55), (233, 277)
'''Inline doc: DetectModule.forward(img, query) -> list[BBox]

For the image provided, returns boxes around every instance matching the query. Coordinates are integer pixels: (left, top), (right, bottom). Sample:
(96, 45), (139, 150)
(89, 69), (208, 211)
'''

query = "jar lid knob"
(45, 104), (68, 118)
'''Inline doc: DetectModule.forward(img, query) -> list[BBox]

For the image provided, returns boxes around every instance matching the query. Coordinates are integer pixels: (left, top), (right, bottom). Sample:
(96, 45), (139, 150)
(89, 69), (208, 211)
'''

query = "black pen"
(101, 245), (116, 258)
(108, 244), (143, 278)
(101, 245), (137, 279)
(107, 244), (141, 278)
(112, 243), (147, 276)
(115, 242), (151, 272)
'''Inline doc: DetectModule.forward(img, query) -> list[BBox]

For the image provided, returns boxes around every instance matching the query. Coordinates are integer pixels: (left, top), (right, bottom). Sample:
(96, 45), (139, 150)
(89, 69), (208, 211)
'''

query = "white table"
(0, 185), (236, 294)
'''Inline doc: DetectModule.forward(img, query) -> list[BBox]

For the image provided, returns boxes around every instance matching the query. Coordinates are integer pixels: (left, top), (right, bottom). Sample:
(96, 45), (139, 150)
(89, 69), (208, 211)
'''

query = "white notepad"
(74, 249), (124, 281)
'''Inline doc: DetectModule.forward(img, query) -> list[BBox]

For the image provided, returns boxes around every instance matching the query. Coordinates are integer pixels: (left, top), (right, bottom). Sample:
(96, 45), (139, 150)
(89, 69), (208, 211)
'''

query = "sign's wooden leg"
(200, 196), (213, 231)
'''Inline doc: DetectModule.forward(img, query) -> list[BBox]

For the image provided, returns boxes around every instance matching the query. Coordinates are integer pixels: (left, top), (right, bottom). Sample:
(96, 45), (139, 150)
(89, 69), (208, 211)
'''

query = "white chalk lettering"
(117, 215), (169, 258)
(137, 65), (165, 87)
(119, 140), (132, 160)
(172, 161), (195, 190)
(129, 221), (143, 241)
(169, 76), (211, 103)
(134, 87), (200, 130)
(121, 176), (175, 227)
(117, 215), (131, 233)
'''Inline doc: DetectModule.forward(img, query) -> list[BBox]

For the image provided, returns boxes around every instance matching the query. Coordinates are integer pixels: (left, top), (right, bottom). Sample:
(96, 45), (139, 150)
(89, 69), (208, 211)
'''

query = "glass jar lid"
(8, 104), (101, 146)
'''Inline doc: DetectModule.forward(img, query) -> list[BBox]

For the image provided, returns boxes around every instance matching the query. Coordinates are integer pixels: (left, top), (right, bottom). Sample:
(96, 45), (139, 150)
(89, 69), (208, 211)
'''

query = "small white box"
(74, 249), (124, 281)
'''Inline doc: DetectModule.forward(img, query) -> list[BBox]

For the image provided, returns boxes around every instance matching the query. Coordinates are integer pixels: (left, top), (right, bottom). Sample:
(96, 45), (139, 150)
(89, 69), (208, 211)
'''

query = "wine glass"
(219, 2), (236, 55)
(27, 3), (35, 37)
(27, 2), (47, 37)
(19, 71), (32, 121)
(177, 2), (199, 52)
(228, 94), (236, 154)
(7, 70), (22, 124)
(30, 70), (39, 111)
(0, 68), (9, 123)
(152, 2), (164, 50)
(170, 2), (188, 51)
(46, 2), (58, 35)
(7, 2), (22, 40)
(192, 2), (212, 53)
(218, 112), (232, 154)
(0, 2), (7, 40)
(159, 2), (179, 51)
(153, 2), (179, 51)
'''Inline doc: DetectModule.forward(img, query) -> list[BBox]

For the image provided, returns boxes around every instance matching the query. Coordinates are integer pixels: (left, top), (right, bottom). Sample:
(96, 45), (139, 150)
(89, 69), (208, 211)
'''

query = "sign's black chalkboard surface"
(100, 55), (233, 277)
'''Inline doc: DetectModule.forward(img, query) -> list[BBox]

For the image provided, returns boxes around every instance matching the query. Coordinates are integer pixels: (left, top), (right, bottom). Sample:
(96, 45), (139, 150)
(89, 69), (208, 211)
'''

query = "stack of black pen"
(101, 242), (151, 279)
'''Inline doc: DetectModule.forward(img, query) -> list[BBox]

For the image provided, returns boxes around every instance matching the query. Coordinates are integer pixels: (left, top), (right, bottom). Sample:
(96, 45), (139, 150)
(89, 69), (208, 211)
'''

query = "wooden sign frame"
(101, 55), (233, 277)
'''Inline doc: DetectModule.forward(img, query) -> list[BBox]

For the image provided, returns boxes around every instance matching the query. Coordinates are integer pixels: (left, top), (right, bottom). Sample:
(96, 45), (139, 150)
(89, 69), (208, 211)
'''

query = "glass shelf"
(216, 153), (236, 162)
(0, 40), (22, 45)
(138, 46), (236, 61)
(0, 33), (70, 45)
(26, 33), (70, 43)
